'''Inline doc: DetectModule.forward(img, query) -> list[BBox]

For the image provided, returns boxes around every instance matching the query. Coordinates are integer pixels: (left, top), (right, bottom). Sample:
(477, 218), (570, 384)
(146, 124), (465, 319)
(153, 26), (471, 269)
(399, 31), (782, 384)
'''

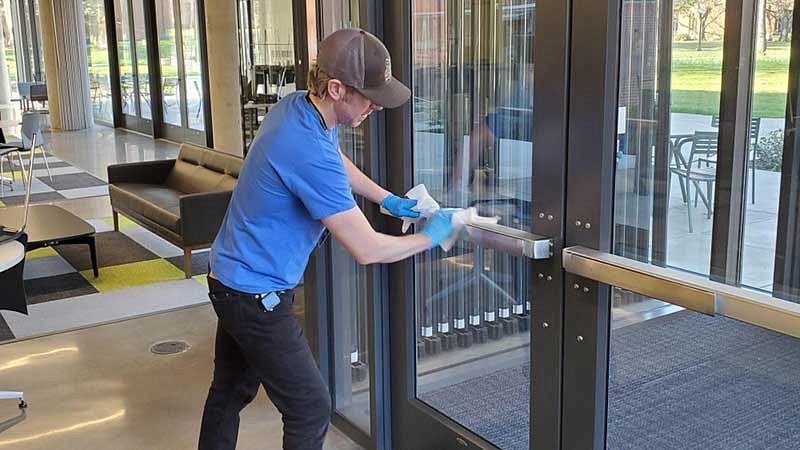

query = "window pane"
(0, 0), (20, 104)
(181, 0), (204, 131)
(85, 0), (114, 123)
(156, 0), (182, 127)
(132, 0), (151, 120)
(740, 0), (793, 292)
(412, 1), (534, 449)
(614, 0), (726, 276)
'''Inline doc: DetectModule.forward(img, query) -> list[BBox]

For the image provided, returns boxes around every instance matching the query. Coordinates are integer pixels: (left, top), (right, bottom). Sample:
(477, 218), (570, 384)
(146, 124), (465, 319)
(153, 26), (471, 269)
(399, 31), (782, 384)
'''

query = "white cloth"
(402, 184), (499, 252)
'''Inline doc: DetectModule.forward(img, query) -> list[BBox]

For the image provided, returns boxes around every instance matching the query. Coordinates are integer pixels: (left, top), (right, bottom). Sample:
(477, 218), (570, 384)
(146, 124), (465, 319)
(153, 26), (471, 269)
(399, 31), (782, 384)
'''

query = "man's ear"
(327, 79), (346, 101)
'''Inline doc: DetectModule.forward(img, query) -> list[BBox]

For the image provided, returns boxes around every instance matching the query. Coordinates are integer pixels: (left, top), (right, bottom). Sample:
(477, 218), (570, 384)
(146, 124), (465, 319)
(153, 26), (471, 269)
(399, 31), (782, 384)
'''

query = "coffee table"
(0, 204), (98, 277)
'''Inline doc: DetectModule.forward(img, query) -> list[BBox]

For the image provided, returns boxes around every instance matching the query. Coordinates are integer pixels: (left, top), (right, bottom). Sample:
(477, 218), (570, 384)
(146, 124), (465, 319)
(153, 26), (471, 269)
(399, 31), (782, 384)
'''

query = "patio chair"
(710, 115), (761, 204)
(669, 131), (717, 233)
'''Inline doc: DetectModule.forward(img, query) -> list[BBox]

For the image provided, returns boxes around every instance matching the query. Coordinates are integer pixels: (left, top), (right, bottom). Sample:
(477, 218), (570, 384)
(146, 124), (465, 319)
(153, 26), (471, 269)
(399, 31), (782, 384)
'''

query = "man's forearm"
(340, 151), (391, 204)
(362, 233), (431, 264)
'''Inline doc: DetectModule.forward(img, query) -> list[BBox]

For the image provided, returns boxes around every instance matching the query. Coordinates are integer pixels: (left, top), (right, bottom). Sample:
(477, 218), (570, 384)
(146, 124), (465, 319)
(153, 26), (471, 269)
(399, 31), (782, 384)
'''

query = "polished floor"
(0, 304), (363, 450)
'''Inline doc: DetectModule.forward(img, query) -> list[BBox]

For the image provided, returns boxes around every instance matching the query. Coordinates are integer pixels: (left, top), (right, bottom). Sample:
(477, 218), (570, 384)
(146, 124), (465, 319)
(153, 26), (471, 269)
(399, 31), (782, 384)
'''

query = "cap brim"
(358, 77), (411, 109)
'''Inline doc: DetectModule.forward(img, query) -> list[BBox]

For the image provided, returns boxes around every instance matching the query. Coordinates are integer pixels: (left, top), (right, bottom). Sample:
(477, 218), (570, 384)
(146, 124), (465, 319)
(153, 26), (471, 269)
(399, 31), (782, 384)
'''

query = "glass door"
(156, 0), (207, 144)
(385, 0), (800, 448)
(387, 0), (564, 448)
(115, 0), (152, 134)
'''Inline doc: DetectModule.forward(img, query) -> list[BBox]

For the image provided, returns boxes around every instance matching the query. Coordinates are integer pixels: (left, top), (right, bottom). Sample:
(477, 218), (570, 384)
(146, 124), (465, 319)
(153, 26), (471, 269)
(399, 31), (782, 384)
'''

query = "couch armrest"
(108, 159), (176, 185)
(179, 190), (233, 246)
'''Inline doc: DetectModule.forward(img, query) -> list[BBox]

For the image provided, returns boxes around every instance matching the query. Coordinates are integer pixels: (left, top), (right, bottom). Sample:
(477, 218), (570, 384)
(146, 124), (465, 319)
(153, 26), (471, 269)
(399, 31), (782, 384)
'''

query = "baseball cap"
(317, 28), (410, 109)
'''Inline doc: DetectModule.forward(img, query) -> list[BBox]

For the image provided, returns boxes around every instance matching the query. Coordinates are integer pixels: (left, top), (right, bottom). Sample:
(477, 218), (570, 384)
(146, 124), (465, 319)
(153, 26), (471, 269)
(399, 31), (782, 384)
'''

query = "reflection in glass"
(181, 0), (205, 130)
(741, 0), (793, 292)
(412, 1), (533, 449)
(0, 1), (18, 104)
(250, 0), (296, 99)
(133, 0), (151, 119)
(115, 0), (136, 116)
(614, 0), (726, 276)
(85, 0), (114, 123)
(156, 0), (182, 127)
(322, 0), (370, 435)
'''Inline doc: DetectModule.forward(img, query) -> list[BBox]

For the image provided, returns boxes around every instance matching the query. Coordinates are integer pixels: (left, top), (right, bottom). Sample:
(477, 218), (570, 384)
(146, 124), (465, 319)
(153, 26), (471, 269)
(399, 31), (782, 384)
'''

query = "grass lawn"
(671, 41), (789, 118)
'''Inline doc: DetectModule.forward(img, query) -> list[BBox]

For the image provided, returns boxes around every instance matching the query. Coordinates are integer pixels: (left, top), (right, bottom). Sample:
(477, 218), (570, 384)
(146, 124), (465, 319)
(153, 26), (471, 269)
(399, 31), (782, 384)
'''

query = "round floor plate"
(150, 340), (189, 355)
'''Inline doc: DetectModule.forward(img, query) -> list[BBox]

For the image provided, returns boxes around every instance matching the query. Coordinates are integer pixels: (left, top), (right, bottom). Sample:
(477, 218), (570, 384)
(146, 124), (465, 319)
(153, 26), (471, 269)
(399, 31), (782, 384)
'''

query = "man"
(199, 28), (455, 450)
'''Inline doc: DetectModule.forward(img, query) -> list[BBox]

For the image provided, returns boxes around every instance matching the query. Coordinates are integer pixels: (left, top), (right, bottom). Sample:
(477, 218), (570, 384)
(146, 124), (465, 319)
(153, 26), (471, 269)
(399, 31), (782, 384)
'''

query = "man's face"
(334, 88), (383, 127)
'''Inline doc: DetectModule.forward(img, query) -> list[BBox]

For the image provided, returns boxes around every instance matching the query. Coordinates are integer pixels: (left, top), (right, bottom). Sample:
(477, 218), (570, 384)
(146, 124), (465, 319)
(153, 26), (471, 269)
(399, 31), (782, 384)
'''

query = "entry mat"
(0, 214), (210, 342)
(420, 310), (800, 450)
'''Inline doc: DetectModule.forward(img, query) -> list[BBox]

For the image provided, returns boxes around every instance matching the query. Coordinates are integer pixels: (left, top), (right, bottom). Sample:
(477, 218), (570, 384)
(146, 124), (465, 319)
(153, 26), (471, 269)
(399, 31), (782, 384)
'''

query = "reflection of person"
(198, 29), (455, 450)
(452, 78), (534, 191)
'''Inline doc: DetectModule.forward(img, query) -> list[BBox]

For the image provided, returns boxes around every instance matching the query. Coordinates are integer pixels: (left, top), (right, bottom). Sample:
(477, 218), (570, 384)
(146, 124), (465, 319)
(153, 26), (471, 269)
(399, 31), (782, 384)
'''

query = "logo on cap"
(384, 58), (391, 82)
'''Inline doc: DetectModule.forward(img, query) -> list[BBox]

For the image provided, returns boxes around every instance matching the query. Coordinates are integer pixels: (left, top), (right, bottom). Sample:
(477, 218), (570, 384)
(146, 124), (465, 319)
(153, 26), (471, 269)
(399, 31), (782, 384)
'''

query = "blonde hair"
(307, 62), (332, 99)
(307, 61), (356, 100)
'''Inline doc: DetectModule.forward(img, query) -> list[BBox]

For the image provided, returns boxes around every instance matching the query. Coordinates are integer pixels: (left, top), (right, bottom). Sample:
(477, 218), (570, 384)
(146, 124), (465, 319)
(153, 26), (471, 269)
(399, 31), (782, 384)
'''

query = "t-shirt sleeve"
(271, 142), (356, 220)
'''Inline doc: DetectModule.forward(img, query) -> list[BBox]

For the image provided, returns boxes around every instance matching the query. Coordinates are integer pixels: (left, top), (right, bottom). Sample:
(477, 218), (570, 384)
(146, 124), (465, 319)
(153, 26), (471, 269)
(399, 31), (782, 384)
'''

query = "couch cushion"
(109, 183), (183, 233)
(165, 144), (241, 194)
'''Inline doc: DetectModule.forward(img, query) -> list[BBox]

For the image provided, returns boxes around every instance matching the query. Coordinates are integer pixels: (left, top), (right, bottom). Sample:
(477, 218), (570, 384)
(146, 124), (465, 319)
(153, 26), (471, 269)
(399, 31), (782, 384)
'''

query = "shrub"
(756, 129), (786, 172)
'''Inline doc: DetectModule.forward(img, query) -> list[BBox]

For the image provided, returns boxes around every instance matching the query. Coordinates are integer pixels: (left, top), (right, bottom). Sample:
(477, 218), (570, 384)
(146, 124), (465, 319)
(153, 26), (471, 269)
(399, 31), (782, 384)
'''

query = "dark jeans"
(199, 276), (331, 450)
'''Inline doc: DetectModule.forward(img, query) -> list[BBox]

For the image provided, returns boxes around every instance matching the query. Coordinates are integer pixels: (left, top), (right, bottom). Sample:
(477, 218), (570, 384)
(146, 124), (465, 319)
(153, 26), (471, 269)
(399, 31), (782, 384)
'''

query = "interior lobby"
(0, 0), (799, 449)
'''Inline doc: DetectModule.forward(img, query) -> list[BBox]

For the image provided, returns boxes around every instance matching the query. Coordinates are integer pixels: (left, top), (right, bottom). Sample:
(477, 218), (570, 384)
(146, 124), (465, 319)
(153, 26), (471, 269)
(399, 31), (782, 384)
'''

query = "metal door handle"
(464, 223), (553, 259)
(563, 246), (800, 338)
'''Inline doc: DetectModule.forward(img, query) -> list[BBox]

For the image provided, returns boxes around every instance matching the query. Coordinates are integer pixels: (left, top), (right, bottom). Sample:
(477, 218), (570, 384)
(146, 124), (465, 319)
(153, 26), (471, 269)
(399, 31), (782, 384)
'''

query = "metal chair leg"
(7, 154), (16, 182)
(38, 145), (53, 182)
(15, 151), (27, 189)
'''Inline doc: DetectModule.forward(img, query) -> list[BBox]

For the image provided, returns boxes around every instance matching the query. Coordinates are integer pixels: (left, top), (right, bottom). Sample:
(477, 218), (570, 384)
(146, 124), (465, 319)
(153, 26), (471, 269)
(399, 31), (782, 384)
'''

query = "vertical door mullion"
(562, 0), (621, 448)
(144, 0), (163, 133)
(529, 0), (572, 447)
(367, 0), (392, 442)
(710, 0), (757, 285)
(103, 0), (123, 126)
(27, 0), (41, 80)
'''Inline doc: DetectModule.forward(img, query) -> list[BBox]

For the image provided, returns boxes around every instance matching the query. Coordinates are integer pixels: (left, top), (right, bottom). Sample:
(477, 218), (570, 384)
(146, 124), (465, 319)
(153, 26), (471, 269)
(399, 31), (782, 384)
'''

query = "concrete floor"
(0, 304), (363, 450)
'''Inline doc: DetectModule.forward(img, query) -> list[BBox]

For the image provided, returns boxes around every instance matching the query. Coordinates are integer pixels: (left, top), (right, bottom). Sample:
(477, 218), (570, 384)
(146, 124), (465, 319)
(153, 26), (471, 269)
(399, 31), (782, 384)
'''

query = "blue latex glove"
(381, 194), (420, 218)
(420, 209), (456, 249)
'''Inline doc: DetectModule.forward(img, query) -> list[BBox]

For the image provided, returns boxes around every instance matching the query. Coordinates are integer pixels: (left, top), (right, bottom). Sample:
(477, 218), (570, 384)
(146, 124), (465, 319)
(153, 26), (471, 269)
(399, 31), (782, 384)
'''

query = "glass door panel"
(115, 0), (136, 116)
(84, 0), (114, 123)
(609, 0), (800, 448)
(132, 1), (151, 120)
(156, 0), (182, 127)
(614, 0), (726, 277)
(740, 0), (794, 292)
(180, 0), (205, 131)
(412, 0), (534, 448)
(320, 0), (371, 437)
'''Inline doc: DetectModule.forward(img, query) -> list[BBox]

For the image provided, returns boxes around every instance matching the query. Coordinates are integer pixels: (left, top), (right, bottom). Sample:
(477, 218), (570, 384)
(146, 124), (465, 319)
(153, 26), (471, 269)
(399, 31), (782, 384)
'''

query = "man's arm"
(322, 206), (430, 264)
(340, 150), (391, 204)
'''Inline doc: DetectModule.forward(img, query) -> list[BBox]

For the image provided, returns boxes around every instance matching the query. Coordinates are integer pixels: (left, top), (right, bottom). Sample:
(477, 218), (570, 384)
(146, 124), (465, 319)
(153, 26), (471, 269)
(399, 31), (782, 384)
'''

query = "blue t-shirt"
(210, 91), (356, 294)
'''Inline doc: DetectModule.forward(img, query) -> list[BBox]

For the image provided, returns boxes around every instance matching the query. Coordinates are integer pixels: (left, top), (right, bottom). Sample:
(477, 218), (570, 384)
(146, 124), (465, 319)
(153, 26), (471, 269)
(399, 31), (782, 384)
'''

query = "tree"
(757, 0), (767, 54)
(675, 0), (726, 50)
(766, 0), (793, 42)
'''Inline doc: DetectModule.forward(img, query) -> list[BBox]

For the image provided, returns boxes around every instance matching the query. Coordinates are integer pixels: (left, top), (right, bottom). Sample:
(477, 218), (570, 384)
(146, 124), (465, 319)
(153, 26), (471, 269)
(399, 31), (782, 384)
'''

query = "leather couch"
(108, 143), (242, 278)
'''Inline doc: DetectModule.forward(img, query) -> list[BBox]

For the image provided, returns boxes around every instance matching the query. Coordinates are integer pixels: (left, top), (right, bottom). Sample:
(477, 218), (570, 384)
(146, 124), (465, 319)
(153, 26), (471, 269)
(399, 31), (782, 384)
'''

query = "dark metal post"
(561, 0), (621, 447)
(710, 0), (757, 284)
